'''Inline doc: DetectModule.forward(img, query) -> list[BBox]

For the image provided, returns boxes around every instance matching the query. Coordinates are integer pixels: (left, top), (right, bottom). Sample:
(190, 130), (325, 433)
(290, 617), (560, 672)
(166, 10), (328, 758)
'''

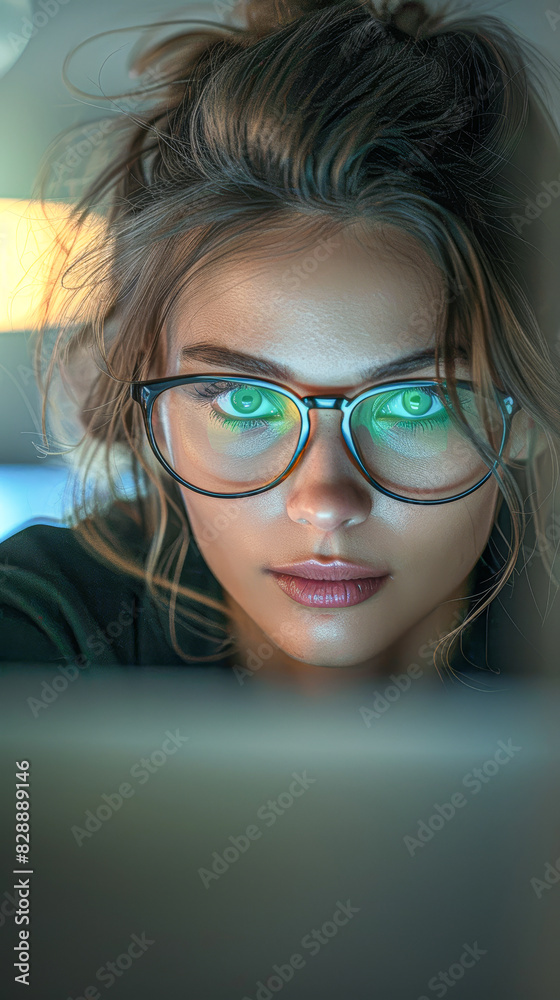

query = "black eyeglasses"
(129, 373), (519, 504)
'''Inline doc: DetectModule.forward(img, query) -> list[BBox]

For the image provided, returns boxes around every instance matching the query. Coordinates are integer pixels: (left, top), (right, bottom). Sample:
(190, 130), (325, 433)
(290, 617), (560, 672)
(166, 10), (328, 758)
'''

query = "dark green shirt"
(0, 500), (234, 670)
(0, 495), (553, 679)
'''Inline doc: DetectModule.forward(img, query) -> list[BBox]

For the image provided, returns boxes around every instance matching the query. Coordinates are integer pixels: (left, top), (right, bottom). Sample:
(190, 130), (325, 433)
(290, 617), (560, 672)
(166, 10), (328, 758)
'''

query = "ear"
(504, 410), (547, 463)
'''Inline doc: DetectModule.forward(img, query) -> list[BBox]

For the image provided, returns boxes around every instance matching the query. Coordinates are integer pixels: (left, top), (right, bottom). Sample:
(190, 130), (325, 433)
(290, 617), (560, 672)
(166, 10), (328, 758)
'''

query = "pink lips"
(265, 560), (390, 608)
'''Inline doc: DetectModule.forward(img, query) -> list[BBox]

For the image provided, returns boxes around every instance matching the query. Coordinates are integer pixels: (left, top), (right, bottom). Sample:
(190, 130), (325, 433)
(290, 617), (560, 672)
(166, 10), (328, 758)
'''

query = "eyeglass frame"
(129, 373), (520, 505)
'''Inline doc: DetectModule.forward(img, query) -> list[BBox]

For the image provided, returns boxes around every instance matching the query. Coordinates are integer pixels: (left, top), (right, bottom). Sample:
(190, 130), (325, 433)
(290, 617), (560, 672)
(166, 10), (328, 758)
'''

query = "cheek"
(395, 482), (499, 584)
(181, 490), (264, 577)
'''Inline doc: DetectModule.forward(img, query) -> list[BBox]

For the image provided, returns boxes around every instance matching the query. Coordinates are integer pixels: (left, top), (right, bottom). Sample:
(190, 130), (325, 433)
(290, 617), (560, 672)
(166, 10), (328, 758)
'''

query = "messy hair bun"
(35, 0), (560, 669)
(237, 0), (439, 38)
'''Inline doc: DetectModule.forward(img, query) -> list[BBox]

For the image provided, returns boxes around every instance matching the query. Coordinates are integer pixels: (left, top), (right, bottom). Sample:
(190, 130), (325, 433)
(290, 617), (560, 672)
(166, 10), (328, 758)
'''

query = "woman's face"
(157, 226), (500, 670)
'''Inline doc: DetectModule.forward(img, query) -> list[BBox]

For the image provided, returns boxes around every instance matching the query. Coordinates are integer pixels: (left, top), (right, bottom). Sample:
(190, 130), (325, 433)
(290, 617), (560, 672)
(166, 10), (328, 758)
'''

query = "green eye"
(219, 385), (284, 420)
(400, 389), (433, 415)
(229, 386), (267, 415)
(377, 387), (444, 420)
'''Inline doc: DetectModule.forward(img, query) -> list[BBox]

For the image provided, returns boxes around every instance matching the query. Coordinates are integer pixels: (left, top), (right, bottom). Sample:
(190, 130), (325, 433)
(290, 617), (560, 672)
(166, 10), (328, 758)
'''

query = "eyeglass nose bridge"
(294, 395), (360, 475)
(301, 396), (348, 410)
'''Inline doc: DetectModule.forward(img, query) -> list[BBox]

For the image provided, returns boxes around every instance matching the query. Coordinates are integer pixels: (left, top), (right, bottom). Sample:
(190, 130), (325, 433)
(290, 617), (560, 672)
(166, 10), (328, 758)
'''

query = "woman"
(1, 0), (559, 687)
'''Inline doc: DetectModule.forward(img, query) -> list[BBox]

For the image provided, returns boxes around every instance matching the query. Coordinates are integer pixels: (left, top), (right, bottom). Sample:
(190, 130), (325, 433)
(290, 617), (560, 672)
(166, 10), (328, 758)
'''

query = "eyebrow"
(179, 343), (466, 384)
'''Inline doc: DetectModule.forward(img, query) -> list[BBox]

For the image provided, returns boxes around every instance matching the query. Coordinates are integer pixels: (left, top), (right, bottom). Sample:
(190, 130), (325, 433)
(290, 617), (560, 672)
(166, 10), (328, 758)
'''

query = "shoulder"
(0, 500), (146, 593)
(0, 507), (145, 664)
(1, 518), (106, 575)
(0, 501), (233, 669)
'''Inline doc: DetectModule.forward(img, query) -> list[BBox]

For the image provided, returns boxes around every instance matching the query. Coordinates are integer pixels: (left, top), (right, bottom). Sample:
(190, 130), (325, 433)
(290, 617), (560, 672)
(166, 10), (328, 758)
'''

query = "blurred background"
(0, 0), (236, 540)
(0, 0), (559, 541)
(1, 666), (560, 999)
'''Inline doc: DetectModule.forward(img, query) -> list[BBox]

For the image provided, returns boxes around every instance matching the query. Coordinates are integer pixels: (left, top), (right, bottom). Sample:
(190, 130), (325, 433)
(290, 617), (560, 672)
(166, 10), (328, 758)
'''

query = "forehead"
(167, 225), (446, 387)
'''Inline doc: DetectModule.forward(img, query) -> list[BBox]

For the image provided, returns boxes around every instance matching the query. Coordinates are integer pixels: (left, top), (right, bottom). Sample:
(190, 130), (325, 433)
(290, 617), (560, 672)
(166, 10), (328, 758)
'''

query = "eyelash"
(209, 411), (266, 430)
(383, 413), (448, 434)
(193, 381), (238, 399)
(194, 383), (283, 431)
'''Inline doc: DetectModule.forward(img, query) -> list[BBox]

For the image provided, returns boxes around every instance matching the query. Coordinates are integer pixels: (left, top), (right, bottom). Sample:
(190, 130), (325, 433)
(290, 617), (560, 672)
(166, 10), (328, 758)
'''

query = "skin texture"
(152, 224), (512, 689)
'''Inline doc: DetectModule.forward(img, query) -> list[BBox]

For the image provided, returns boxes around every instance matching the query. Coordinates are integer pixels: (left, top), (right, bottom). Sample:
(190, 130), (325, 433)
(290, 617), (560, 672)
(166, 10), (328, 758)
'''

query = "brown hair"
(33, 0), (560, 671)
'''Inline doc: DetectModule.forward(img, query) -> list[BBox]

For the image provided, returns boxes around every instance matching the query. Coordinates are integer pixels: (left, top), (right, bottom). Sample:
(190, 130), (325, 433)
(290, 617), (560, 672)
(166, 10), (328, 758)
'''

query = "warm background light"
(0, 197), (67, 332)
(0, 197), (102, 333)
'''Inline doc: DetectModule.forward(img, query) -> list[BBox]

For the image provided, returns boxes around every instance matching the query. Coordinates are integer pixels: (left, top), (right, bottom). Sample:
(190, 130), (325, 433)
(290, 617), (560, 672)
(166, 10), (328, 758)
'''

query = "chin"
(270, 633), (383, 670)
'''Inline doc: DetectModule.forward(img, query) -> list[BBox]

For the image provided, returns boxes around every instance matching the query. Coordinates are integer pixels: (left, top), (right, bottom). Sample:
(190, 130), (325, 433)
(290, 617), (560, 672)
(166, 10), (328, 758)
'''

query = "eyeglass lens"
(151, 379), (505, 499)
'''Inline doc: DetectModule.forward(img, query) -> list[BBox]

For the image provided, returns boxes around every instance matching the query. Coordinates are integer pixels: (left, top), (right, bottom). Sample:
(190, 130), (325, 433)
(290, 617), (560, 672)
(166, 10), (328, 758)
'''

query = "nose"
(284, 409), (373, 530)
